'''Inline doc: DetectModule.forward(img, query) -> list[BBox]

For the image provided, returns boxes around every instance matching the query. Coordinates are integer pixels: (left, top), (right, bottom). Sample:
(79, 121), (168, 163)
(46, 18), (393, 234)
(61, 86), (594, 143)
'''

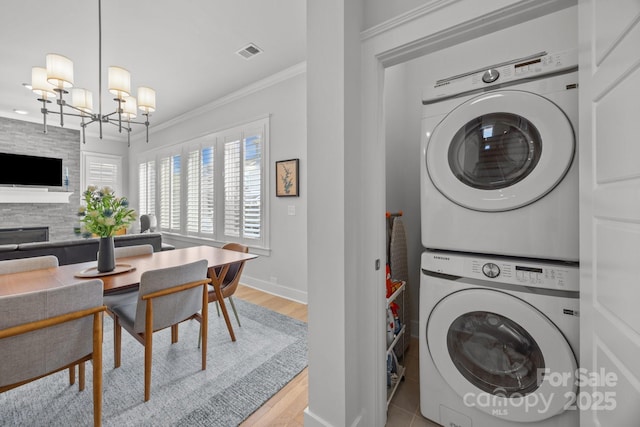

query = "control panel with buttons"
(422, 49), (578, 103)
(422, 251), (579, 292)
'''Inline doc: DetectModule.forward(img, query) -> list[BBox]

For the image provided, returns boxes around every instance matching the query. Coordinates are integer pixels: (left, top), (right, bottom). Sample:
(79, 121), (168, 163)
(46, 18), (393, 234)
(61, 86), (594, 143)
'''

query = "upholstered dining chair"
(105, 259), (211, 402)
(0, 279), (106, 427)
(0, 255), (85, 386)
(114, 244), (154, 258)
(101, 245), (155, 310)
(0, 254), (58, 274)
(198, 243), (248, 347)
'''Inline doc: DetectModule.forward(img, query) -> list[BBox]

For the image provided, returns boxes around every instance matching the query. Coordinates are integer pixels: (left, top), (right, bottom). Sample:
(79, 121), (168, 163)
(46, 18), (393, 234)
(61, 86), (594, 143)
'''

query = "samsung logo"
(433, 256), (450, 261)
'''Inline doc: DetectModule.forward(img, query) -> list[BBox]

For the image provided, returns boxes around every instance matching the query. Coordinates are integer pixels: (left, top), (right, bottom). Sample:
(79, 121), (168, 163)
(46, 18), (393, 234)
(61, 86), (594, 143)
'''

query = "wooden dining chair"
(105, 259), (211, 402)
(197, 243), (248, 347)
(212, 243), (248, 326)
(0, 279), (106, 427)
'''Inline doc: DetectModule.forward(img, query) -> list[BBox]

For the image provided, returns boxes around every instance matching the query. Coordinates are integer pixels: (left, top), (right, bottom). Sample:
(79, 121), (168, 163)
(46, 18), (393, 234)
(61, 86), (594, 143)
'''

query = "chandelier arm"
(55, 90), (65, 127)
(39, 98), (49, 134)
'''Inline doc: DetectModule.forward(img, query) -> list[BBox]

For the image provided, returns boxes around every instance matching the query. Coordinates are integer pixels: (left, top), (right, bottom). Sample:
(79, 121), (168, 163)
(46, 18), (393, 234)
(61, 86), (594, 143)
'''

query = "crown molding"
(134, 61), (307, 142)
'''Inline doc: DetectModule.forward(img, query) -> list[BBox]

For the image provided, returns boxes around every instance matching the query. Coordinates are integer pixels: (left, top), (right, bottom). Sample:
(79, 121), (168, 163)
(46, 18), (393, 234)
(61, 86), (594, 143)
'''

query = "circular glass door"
(427, 289), (577, 422)
(426, 90), (575, 212)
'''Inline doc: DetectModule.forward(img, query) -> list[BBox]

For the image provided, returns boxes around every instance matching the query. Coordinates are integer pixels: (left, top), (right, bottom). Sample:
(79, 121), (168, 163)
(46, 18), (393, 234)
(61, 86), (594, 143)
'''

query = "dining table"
(0, 245), (257, 342)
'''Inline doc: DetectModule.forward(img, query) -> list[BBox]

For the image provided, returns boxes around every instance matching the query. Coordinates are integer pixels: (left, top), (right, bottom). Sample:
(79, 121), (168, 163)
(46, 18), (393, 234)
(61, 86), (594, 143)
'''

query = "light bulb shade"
(121, 96), (137, 120)
(46, 54), (74, 89)
(71, 88), (93, 113)
(108, 66), (131, 99)
(31, 66), (56, 99)
(137, 86), (156, 113)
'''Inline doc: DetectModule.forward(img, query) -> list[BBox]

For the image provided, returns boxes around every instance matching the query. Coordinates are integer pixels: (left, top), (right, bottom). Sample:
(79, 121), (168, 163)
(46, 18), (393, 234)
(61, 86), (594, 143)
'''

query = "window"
(82, 152), (122, 194)
(139, 117), (269, 248)
(138, 160), (156, 216)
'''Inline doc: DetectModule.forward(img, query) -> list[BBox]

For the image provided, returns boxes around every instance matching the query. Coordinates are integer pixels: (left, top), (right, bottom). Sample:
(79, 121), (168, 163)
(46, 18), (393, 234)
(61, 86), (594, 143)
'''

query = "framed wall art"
(275, 158), (299, 197)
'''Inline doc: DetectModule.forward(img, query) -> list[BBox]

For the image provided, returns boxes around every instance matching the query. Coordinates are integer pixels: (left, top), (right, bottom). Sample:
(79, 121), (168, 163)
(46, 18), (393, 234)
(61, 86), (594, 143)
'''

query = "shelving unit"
(386, 280), (406, 407)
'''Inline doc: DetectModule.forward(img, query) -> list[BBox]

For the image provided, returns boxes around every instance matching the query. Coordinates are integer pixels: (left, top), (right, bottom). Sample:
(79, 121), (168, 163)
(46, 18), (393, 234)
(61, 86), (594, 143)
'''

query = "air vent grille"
(236, 43), (263, 60)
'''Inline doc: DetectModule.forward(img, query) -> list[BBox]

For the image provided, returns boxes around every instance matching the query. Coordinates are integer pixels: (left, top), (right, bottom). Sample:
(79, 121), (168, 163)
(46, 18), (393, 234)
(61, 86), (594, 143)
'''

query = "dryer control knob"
(482, 262), (500, 278)
(482, 69), (500, 83)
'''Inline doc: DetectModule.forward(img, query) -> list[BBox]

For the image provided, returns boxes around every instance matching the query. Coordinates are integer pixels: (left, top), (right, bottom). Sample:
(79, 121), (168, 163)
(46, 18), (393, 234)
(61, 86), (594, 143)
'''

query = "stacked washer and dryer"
(419, 50), (580, 427)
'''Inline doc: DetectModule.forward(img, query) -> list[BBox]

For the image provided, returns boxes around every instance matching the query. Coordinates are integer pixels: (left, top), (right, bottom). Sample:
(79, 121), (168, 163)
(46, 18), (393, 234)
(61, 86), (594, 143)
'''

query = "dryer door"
(426, 90), (575, 211)
(427, 288), (577, 422)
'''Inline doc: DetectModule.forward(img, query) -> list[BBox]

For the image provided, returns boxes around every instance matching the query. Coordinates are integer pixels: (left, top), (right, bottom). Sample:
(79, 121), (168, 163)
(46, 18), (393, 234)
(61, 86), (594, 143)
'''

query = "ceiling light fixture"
(29, 0), (155, 145)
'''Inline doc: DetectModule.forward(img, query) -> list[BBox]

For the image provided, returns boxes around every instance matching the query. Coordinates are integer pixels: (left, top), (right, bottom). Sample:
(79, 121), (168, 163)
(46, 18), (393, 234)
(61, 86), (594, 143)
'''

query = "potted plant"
(78, 185), (136, 272)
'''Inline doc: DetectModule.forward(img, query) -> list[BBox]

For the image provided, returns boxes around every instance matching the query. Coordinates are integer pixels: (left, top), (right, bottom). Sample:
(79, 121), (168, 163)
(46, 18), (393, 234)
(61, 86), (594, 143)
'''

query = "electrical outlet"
(270, 276), (277, 284)
(288, 205), (296, 215)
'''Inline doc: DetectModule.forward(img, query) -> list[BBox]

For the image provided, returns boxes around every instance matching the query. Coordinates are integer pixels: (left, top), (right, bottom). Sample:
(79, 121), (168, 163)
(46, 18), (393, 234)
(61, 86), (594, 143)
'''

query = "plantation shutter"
(186, 146), (215, 237)
(243, 133), (262, 239)
(170, 155), (181, 231)
(83, 153), (122, 195)
(138, 160), (155, 216)
(186, 149), (200, 234)
(159, 154), (181, 232)
(159, 157), (171, 230)
(201, 146), (215, 235)
(224, 137), (241, 237)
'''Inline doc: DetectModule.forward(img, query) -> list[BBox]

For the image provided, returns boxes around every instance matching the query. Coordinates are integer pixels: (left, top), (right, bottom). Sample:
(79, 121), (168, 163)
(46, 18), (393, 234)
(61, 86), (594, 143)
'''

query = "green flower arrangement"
(77, 185), (137, 237)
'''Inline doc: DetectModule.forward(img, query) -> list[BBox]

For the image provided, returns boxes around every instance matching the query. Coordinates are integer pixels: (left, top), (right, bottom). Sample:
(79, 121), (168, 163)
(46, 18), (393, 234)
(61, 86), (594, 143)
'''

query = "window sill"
(161, 232), (271, 257)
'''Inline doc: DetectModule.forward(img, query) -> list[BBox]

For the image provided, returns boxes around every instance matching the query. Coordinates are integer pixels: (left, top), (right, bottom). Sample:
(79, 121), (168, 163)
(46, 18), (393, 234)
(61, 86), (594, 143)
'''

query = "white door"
(427, 288), (576, 422)
(579, 1), (640, 425)
(426, 90), (575, 211)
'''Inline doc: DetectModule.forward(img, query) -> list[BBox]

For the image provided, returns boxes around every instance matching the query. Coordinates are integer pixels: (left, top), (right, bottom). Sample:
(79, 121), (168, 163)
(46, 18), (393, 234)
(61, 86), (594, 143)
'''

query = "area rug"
(0, 299), (307, 427)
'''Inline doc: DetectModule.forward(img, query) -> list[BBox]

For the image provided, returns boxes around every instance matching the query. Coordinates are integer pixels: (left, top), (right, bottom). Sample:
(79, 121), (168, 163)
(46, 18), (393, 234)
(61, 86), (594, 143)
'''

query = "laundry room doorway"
(380, 2), (579, 425)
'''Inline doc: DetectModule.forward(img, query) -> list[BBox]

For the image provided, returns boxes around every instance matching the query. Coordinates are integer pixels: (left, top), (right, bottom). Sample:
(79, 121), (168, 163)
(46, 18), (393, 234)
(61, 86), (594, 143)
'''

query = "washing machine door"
(427, 288), (577, 422)
(426, 90), (575, 211)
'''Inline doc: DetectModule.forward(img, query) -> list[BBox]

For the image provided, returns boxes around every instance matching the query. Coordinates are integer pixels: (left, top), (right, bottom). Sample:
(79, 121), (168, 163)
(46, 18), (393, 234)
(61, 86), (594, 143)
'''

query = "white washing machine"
(420, 50), (579, 262)
(419, 250), (579, 427)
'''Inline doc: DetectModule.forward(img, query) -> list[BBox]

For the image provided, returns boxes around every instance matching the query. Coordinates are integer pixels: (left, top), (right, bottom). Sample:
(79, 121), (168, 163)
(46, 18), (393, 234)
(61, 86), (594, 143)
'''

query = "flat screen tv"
(0, 153), (63, 186)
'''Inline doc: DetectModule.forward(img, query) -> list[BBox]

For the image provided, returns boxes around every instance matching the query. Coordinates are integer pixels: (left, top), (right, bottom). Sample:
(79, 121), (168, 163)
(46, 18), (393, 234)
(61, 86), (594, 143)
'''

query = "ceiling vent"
(236, 43), (263, 60)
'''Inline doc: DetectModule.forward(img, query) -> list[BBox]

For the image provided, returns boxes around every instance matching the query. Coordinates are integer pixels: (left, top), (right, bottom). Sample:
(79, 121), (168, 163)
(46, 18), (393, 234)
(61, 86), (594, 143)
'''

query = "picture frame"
(275, 158), (299, 197)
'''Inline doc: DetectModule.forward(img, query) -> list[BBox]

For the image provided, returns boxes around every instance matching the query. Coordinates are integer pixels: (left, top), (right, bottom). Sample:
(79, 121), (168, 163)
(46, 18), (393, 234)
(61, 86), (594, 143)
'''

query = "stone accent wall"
(0, 117), (81, 241)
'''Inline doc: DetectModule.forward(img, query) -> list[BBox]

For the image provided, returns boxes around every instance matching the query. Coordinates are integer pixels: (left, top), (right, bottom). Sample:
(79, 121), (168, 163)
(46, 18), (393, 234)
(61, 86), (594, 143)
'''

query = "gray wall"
(0, 117), (81, 241)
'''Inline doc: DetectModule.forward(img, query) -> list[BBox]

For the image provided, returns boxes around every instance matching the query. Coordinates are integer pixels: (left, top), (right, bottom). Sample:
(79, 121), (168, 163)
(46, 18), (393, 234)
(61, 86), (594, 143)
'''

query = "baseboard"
(241, 275), (307, 304)
(303, 408), (364, 427)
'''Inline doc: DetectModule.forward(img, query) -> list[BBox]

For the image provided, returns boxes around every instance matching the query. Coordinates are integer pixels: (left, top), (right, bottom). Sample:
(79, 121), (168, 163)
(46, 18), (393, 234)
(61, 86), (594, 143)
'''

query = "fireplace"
(0, 227), (49, 245)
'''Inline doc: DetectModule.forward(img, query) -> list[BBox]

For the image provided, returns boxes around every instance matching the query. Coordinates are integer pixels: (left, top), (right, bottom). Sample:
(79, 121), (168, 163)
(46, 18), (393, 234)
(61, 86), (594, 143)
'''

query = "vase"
(97, 236), (116, 272)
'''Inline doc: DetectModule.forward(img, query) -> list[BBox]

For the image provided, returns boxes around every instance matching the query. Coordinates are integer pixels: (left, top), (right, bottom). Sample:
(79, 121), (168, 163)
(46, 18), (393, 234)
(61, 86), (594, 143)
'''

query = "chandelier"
(29, 0), (155, 145)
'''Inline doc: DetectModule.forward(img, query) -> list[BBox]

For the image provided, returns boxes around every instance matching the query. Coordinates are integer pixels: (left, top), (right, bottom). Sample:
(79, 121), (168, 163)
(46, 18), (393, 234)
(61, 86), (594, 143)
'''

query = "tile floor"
(386, 337), (440, 427)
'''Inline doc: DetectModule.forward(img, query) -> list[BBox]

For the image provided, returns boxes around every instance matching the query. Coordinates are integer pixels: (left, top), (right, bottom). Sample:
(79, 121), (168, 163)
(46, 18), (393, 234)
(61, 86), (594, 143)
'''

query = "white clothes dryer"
(420, 50), (579, 261)
(419, 250), (579, 427)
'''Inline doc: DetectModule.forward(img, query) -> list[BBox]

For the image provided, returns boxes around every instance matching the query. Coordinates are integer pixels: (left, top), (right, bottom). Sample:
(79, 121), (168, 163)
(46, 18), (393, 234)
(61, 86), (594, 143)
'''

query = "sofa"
(0, 232), (174, 265)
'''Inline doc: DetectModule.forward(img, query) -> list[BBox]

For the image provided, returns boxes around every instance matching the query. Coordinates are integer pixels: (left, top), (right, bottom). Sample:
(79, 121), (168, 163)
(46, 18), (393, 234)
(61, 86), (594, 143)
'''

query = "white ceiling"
(0, 0), (306, 141)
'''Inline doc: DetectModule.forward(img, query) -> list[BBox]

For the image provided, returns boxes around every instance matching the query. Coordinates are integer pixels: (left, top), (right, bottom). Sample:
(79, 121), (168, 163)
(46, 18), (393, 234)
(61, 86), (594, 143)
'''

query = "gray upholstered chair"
(0, 254), (58, 274)
(101, 245), (154, 310)
(139, 214), (157, 233)
(105, 259), (211, 401)
(0, 279), (106, 427)
(0, 255), (84, 385)
(113, 244), (154, 258)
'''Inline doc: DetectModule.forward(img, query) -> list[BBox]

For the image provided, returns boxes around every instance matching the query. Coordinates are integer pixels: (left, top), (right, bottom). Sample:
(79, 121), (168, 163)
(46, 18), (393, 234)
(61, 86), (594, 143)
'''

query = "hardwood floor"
(236, 286), (435, 427)
(235, 285), (308, 426)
